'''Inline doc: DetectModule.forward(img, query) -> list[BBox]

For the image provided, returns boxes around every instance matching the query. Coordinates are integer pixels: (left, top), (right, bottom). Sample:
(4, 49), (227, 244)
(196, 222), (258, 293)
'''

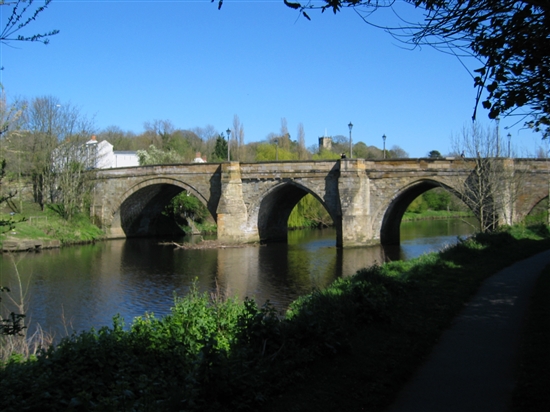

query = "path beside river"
(388, 249), (550, 412)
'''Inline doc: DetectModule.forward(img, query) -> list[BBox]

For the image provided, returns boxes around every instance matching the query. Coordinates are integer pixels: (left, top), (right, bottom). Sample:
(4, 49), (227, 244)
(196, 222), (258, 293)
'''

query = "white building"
(193, 151), (206, 163)
(85, 136), (139, 169)
(113, 151), (140, 167)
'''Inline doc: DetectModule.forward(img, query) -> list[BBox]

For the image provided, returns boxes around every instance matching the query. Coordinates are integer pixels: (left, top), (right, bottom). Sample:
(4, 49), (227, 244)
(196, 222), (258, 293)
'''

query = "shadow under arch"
(257, 181), (337, 244)
(380, 179), (463, 245)
(523, 194), (549, 223)
(115, 179), (214, 238)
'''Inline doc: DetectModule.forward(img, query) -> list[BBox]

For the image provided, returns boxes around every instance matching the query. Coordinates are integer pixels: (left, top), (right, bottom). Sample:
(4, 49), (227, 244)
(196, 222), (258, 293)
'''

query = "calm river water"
(0, 218), (476, 339)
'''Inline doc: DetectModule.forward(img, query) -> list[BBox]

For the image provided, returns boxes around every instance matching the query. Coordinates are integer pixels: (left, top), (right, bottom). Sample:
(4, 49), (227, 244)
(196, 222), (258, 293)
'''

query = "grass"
(0, 202), (104, 247)
(1, 224), (549, 411)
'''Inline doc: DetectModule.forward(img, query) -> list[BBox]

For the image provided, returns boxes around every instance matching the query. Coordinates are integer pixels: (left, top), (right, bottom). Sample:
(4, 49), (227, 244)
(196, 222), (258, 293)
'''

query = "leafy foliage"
(312, 148), (340, 160)
(406, 187), (460, 214)
(137, 144), (184, 165)
(288, 193), (333, 228)
(255, 142), (298, 161)
(211, 134), (228, 161)
(423, 188), (452, 210)
(163, 191), (209, 232)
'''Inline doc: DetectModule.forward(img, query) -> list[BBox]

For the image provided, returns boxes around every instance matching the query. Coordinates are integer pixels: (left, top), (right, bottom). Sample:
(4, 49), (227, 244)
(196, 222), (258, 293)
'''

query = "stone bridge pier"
(213, 160), (373, 247)
(91, 158), (550, 247)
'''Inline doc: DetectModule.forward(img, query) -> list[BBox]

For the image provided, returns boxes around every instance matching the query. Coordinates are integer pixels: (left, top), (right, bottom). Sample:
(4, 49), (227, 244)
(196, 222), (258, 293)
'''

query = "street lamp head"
(348, 122), (353, 131)
(226, 128), (231, 138)
(383, 134), (386, 142)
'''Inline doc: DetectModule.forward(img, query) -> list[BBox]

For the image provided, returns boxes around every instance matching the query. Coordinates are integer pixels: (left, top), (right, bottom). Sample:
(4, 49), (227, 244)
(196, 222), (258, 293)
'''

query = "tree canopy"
(283, 0), (550, 137)
(428, 150), (443, 159)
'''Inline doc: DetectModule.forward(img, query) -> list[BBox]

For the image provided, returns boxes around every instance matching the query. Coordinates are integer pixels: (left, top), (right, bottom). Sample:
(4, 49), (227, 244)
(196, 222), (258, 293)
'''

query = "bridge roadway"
(90, 158), (550, 247)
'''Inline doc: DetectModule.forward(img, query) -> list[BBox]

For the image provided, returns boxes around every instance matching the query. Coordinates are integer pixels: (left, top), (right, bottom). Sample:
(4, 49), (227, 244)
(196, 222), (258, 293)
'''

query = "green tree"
(428, 150), (443, 159)
(288, 193), (333, 228)
(423, 188), (452, 211)
(163, 191), (209, 231)
(352, 141), (370, 159)
(255, 142), (298, 161)
(389, 145), (409, 159)
(312, 148), (340, 160)
(211, 134), (228, 161)
(284, 0), (550, 136)
(165, 130), (192, 157)
(407, 195), (428, 214)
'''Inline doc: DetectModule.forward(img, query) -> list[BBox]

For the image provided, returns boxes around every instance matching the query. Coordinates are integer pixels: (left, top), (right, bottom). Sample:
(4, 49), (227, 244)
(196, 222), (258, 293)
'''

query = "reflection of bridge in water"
(92, 158), (549, 247)
(210, 239), (389, 308)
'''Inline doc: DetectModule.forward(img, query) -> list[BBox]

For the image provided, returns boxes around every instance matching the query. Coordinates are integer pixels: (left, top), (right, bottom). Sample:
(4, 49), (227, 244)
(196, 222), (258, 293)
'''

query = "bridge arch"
(379, 179), (467, 245)
(522, 193), (549, 222)
(249, 181), (338, 244)
(111, 177), (214, 238)
(93, 159), (549, 246)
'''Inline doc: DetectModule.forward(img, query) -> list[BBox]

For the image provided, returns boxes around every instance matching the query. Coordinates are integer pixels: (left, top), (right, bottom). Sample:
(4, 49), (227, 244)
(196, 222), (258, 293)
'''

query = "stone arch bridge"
(91, 158), (550, 247)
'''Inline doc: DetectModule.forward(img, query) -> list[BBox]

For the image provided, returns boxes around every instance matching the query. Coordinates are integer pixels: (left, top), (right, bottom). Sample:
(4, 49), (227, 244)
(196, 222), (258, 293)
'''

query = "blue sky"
(0, 0), (543, 157)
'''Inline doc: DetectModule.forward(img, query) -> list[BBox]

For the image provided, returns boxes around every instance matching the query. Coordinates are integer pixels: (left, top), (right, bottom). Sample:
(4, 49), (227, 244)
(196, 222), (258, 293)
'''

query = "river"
(0, 218), (476, 340)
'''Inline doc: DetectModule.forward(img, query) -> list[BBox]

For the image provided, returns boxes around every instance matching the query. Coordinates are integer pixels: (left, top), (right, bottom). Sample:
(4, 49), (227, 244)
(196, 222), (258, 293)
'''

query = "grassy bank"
(0, 202), (104, 249)
(1, 225), (549, 411)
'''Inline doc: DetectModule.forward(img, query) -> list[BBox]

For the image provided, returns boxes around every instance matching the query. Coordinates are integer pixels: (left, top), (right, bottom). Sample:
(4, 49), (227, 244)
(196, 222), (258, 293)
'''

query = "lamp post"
(274, 138), (279, 161)
(382, 134), (387, 159)
(226, 128), (231, 161)
(348, 122), (353, 158)
(507, 133), (511, 158)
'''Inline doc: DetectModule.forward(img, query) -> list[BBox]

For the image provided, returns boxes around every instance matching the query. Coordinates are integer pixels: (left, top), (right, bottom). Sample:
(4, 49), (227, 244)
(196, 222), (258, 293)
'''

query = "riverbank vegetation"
(0, 201), (104, 248)
(1, 224), (549, 411)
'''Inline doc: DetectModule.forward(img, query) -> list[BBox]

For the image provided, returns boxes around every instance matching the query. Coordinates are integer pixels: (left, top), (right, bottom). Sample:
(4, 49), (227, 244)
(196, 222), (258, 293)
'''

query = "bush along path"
(1, 225), (550, 412)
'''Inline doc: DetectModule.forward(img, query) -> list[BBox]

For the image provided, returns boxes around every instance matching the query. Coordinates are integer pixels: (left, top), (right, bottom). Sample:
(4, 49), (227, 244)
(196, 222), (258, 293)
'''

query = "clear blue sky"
(0, 0), (541, 157)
